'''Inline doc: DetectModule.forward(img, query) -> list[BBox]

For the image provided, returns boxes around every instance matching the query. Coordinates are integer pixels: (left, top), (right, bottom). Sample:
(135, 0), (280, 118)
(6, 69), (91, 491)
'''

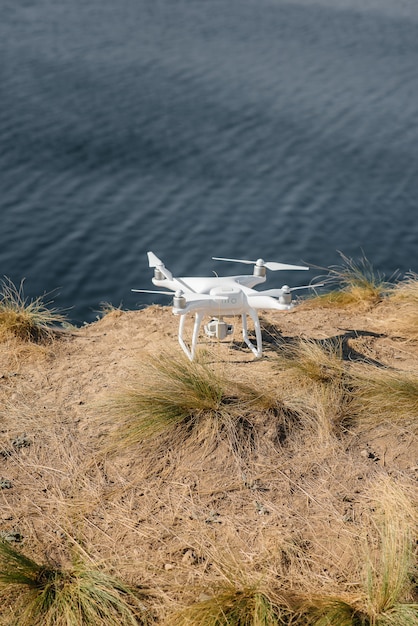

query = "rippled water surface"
(1, 0), (417, 322)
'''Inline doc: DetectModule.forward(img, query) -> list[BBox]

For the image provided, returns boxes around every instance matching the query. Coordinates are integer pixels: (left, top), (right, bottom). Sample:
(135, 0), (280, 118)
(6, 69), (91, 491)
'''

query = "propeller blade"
(131, 289), (175, 295)
(146, 251), (173, 280)
(288, 283), (324, 292)
(147, 251), (164, 268)
(212, 257), (254, 265)
(212, 257), (308, 271)
(147, 250), (196, 292)
(264, 262), (309, 272)
(255, 283), (324, 297)
(132, 289), (228, 302)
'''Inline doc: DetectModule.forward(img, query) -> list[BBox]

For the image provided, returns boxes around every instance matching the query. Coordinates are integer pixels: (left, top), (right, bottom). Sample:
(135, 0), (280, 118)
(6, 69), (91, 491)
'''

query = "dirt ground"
(0, 298), (417, 619)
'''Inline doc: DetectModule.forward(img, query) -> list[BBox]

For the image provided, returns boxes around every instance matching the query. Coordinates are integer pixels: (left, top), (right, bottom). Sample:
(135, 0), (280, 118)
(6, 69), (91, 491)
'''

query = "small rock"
(11, 434), (31, 450)
(182, 549), (198, 565)
(255, 501), (270, 515)
(164, 563), (175, 571)
(205, 511), (221, 524)
(0, 531), (23, 543)
(198, 592), (212, 602)
(0, 478), (12, 489)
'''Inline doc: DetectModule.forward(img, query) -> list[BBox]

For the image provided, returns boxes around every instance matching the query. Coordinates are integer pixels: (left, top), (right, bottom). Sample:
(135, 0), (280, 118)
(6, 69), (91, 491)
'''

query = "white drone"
(133, 251), (321, 360)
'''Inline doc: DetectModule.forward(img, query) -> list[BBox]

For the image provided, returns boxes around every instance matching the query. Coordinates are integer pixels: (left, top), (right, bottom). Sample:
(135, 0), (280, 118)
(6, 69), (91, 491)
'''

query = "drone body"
(133, 251), (319, 360)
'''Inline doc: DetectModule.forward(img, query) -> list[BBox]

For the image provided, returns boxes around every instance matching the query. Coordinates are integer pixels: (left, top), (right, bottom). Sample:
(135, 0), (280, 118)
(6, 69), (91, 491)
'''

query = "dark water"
(1, 0), (417, 323)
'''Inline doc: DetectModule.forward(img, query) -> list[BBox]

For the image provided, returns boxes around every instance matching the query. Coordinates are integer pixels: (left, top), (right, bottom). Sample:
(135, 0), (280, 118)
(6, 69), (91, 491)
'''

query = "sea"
(1, 0), (417, 324)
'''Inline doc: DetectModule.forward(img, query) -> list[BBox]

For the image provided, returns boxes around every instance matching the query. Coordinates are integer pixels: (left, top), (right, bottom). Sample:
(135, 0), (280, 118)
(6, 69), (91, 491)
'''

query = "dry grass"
(0, 278), (66, 342)
(162, 530), (299, 625)
(1, 290), (417, 624)
(386, 273), (418, 341)
(392, 308), (418, 341)
(298, 478), (418, 625)
(273, 338), (355, 440)
(361, 479), (417, 623)
(349, 365), (418, 432)
(103, 350), (293, 458)
(389, 272), (418, 305)
(168, 585), (294, 625)
(274, 337), (417, 434)
(275, 337), (346, 385)
(302, 253), (391, 309)
(0, 541), (150, 625)
(161, 477), (417, 625)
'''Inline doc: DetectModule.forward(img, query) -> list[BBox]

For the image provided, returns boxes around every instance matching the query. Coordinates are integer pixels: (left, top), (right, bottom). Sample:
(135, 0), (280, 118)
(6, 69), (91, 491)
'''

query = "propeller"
(132, 289), (176, 295)
(257, 283), (324, 297)
(212, 257), (308, 271)
(131, 289), (228, 301)
(147, 251), (196, 293)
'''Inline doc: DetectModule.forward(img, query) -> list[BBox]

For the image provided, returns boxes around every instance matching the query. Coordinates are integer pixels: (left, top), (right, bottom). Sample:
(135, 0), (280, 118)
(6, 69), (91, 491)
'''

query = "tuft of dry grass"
(165, 474), (418, 625)
(389, 272), (418, 305)
(0, 277), (66, 342)
(302, 253), (390, 309)
(386, 273), (418, 341)
(98, 302), (125, 319)
(275, 337), (346, 385)
(103, 350), (292, 457)
(298, 597), (367, 625)
(291, 383), (354, 444)
(349, 365), (418, 432)
(168, 585), (293, 625)
(275, 337), (418, 434)
(0, 541), (150, 625)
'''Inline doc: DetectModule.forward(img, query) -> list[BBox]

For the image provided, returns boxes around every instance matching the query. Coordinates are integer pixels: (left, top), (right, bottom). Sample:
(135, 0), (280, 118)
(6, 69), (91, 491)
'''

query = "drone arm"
(247, 294), (293, 311)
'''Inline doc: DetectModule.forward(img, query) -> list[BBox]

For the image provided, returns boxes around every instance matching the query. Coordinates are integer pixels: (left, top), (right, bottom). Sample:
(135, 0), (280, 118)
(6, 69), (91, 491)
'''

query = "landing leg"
(178, 313), (204, 361)
(242, 311), (263, 358)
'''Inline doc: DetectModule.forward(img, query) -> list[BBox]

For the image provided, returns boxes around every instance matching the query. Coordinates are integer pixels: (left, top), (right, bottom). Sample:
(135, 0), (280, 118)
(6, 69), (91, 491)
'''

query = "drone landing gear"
(241, 309), (262, 359)
(177, 311), (262, 361)
(178, 313), (203, 361)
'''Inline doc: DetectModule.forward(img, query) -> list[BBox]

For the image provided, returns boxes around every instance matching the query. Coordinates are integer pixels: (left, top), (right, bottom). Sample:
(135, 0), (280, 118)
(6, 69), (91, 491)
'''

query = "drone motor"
(204, 318), (234, 340)
(173, 291), (186, 309)
(278, 285), (292, 306)
(153, 267), (165, 281)
(253, 259), (267, 278)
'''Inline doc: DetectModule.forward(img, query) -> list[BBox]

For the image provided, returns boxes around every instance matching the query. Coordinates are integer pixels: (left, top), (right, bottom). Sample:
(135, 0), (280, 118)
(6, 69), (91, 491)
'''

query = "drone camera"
(204, 318), (234, 340)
